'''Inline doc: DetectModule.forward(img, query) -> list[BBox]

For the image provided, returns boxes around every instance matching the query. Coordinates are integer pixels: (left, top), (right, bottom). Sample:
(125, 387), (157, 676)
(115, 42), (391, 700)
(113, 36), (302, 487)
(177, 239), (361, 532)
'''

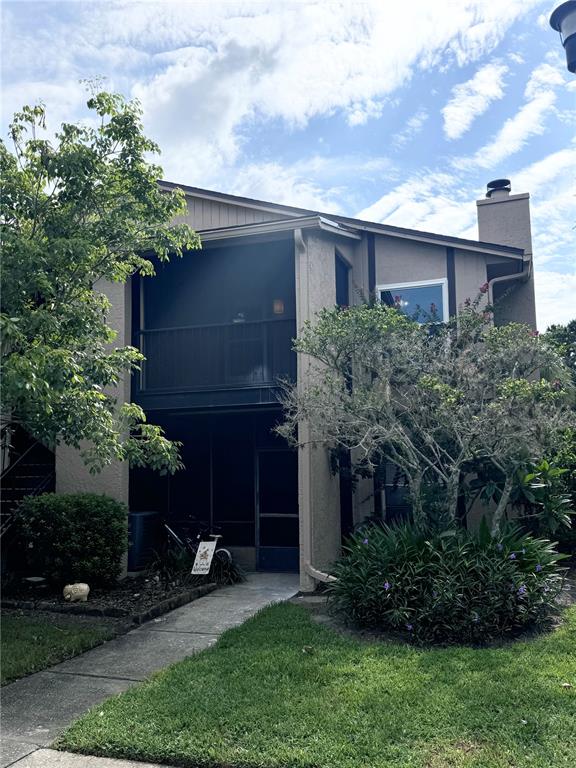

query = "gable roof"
(159, 180), (525, 258)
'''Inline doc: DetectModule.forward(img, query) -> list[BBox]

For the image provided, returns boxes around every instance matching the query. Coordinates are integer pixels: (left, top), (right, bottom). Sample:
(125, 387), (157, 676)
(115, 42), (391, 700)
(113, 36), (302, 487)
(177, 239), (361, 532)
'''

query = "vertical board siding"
(183, 195), (292, 230)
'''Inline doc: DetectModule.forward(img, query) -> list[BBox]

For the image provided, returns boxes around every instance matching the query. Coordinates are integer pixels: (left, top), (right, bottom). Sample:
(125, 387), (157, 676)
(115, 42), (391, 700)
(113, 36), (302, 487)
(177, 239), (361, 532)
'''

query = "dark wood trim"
(367, 232), (376, 298)
(446, 247), (457, 317)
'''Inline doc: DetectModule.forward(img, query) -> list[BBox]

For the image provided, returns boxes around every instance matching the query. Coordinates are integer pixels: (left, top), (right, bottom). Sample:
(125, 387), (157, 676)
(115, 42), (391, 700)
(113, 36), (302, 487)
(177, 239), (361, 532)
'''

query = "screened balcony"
(138, 317), (296, 393)
(132, 236), (297, 408)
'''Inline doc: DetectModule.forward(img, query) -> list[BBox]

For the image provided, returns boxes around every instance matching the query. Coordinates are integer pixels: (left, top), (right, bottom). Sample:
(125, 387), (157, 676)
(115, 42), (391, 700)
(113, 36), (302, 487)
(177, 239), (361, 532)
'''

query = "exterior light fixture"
(273, 299), (285, 315)
(550, 1), (576, 73)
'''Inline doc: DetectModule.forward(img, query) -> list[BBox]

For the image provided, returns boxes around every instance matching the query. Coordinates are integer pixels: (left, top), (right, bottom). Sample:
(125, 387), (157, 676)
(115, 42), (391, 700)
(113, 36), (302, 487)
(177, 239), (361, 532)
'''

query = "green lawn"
(1, 611), (116, 685)
(58, 603), (576, 768)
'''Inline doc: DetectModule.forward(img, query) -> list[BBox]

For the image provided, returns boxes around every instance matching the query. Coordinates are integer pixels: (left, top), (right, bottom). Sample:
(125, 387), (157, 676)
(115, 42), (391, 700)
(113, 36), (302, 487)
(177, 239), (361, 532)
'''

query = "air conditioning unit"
(128, 510), (161, 571)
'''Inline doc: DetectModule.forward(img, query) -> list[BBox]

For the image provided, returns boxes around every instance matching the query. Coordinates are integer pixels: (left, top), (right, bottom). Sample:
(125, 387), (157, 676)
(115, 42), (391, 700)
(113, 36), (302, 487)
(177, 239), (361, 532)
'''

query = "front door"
(256, 449), (299, 571)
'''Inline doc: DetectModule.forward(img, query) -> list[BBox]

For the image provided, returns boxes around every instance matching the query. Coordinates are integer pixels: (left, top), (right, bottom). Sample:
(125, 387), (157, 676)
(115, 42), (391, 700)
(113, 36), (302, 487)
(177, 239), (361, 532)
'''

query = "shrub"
(16, 493), (127, 587)
(328, 522), (566, 644)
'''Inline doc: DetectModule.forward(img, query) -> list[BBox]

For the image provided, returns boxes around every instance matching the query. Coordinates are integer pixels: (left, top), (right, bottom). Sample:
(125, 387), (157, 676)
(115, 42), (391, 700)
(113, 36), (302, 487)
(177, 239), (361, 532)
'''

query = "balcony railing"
(137, 319), (296, 393)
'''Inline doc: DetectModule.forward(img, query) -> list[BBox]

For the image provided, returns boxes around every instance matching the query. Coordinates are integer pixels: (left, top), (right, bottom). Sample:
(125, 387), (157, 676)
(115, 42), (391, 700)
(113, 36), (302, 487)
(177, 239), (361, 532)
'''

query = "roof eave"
(161, 180), (524, 259)
(198, 215), (361, 242)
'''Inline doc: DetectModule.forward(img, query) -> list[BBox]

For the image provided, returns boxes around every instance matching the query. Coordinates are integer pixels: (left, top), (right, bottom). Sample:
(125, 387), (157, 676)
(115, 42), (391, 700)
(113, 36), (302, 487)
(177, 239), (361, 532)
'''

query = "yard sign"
(191, 540), (217, 575)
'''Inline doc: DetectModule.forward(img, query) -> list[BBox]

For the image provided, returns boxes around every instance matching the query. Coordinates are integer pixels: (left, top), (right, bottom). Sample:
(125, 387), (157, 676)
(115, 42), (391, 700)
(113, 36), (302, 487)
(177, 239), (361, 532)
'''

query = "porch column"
(294, 229), (341, 592)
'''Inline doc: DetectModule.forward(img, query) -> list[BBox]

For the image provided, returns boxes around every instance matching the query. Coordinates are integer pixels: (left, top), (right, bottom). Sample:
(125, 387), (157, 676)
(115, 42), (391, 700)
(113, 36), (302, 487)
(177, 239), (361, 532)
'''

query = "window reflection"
(380, 282), (445, 322)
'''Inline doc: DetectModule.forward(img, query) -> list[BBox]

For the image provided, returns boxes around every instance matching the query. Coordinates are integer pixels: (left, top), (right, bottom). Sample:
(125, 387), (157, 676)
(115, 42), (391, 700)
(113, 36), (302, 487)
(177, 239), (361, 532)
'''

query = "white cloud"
(225, 161), (345, 213)
(456, 91), (556, 169)
(355, 171), (477, 236)
(512, 146), (576, 268)
(2, 0), (545, 184)
(452, 59), (566, 171)
(524, 61), (565, 99)
(187, 152), (396, 214)
(393, 109), (429, 149)
(508, 52), (525, 65)
(534, 269), (576, 331)
(442, 61), (508, 140)
(347, 99), (385, 128)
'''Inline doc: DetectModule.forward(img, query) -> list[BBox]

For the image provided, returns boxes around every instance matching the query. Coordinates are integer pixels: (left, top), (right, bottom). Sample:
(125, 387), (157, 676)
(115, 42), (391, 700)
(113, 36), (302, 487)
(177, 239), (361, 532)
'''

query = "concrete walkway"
(1, 573), (299, 768)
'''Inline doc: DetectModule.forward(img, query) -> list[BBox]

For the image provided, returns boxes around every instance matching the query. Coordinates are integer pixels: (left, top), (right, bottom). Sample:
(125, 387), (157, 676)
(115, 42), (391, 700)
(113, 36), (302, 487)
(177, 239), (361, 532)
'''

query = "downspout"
(304, 562), (337, 583)
(487, 255), (532, 307)
(294, 227), (306, 258)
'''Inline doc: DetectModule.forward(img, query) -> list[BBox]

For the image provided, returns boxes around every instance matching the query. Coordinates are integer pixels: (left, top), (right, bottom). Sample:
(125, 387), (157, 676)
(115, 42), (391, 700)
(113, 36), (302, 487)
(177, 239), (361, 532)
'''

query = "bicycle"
(158, 515), (246, 585)
(162, 517), (233, 569)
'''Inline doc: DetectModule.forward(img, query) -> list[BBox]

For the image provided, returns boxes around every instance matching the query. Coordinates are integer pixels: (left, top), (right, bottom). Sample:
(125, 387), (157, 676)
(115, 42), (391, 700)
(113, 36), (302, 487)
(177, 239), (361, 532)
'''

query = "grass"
(57, 603), (576, 768)
(1, 611), (117, 685)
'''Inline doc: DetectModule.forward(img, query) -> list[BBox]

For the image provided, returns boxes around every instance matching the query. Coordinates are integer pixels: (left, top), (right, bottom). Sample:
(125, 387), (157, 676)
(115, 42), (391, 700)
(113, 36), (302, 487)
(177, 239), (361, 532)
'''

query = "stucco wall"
(349, 236), (369, 305)
(454, 249), (488, 310)
(477, 192), (536, 328)
(375, 235), (447, 286)
(477, 194), (532, 253)
(295, 230), (342, 590)
(55, 279), (131, 507)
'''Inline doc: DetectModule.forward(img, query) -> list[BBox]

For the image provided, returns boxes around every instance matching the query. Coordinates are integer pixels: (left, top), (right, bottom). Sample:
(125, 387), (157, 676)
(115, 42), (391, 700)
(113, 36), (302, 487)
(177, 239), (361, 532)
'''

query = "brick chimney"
(476, 179), (536, 328)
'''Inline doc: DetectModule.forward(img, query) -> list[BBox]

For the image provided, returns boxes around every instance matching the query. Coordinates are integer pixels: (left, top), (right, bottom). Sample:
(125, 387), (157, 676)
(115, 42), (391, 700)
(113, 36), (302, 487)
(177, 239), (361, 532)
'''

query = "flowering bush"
(328, 522), (566, 644)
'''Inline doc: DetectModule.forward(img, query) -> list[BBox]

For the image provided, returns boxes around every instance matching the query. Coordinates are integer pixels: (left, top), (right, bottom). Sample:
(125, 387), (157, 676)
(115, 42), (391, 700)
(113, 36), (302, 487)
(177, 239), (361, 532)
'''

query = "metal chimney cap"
(486, 179), (511, 197)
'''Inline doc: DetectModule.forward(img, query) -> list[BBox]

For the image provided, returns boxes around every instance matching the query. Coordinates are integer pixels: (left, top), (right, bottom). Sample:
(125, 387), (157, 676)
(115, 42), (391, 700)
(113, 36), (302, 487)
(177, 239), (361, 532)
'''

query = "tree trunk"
(490, 474), (514, 537)
(445, 471), (461, 527)
(409, 473), (426, 530)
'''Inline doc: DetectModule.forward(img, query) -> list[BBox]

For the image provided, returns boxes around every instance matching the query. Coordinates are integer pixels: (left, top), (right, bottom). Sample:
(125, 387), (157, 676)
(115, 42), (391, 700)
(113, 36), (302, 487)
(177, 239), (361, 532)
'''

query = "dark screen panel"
(143, 239), (296, 330)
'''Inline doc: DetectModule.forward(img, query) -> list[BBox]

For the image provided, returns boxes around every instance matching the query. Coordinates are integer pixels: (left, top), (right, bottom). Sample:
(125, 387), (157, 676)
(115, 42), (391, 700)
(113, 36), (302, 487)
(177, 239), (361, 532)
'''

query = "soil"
(2, 572), (215, 619)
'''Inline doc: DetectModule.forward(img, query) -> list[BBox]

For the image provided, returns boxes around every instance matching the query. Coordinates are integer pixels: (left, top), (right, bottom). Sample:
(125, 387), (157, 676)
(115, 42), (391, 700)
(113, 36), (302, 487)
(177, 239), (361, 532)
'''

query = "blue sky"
(2, 0), (575, 329)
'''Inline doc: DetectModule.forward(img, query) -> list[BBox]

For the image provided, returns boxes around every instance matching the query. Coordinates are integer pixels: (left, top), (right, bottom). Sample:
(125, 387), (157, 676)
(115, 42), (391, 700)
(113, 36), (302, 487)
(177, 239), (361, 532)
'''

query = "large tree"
(1, 92), (200, 473)
(279, 298), (574, 535)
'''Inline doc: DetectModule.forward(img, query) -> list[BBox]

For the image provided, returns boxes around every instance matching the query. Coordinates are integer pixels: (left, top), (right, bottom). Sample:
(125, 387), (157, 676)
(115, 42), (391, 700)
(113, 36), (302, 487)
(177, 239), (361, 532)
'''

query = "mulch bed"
(2, 574), (217, 624)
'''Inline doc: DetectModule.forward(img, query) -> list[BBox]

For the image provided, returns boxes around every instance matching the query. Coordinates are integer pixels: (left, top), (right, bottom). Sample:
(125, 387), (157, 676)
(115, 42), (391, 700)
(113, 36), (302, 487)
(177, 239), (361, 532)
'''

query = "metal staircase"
(0, 427), (55, 539)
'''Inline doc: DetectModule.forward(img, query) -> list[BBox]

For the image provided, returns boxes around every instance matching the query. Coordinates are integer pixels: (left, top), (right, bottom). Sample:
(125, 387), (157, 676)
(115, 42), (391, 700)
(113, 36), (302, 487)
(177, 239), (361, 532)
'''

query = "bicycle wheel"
(214, 547), (232, 564)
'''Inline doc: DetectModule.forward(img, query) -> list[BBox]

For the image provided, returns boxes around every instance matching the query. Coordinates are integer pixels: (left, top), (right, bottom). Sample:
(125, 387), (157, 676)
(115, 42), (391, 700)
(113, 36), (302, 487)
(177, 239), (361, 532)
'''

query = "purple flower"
(362, 538), (369, 545)
(406, 623), (413, 632)
(535, 564), (543, 573)
(383, 581), (391, 591)
(517, 585), (527, 596)
(509, 553), (516, 560)
(432, 590), (437, 598)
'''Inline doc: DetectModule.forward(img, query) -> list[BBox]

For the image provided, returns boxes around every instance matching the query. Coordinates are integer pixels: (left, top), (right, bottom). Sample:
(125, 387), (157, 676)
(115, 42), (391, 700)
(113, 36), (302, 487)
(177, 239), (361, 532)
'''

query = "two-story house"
(55, 178), (536, 591)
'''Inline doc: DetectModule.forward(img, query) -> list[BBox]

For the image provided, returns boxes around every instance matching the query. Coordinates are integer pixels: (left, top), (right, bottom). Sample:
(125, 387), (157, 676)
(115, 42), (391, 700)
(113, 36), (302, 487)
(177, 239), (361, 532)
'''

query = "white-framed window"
(377, 278), (449, 323)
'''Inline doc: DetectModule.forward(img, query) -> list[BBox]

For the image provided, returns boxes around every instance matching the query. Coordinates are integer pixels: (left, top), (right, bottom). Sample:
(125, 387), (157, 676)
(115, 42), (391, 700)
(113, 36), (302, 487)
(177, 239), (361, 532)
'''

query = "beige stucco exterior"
(477, 191), (536, 328)
(54, 182), (536, 591)
(55, 280), (132, 507)
(295, 230), (343, 589)
(375, 236), (446, 286)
